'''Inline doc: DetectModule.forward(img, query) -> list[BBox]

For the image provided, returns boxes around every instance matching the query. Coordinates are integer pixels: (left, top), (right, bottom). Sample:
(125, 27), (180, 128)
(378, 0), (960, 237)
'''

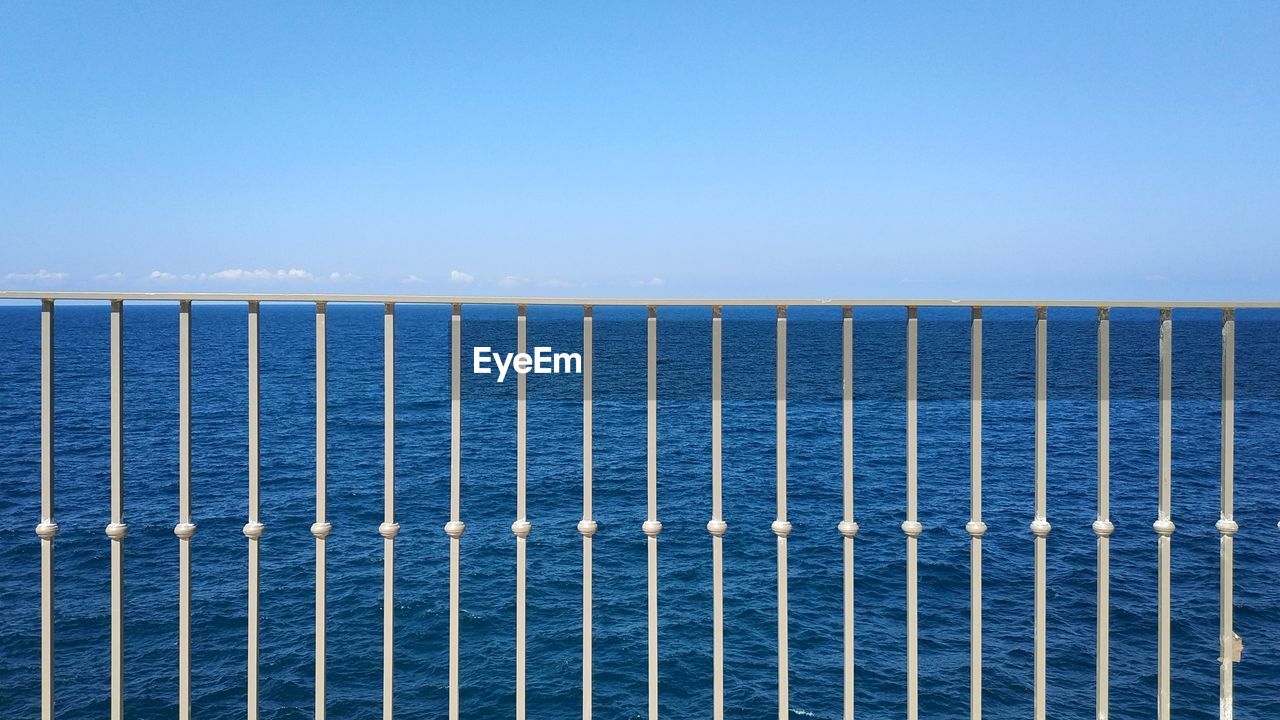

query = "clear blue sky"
(2, 2), (1277, 298)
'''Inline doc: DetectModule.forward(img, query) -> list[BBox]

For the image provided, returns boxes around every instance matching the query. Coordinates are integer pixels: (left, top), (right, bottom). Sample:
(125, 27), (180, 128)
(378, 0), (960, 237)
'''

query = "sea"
(1, 302), (1279, 719)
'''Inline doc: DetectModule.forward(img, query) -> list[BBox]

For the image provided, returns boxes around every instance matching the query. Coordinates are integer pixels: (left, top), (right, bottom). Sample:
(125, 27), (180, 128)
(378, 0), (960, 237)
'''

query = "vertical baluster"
(1093, 308), (1113, 720)
(175, 300), (196, 720)
(380, 303), (401, 719)
(312, 302), (331, 720)
(36, 299), (58, 720)
(839, 306), (858, 720)
(106, 301), (128, 719)
(513, 304), (531, 720)
(642, 306), (663, 720)
(579, 305), (597, 720)
(444, 304), (465, 720)
(967, 308), (986, 720)
(1155, 308), (1174, 720)
(902, 306), (922, 720)
(1030, 307), (1050, 720)
(244, 301), (264, 720)
(773, 306), (792, 719)
(1218, 307), (1237, 718)
(708, 306), (727, 720)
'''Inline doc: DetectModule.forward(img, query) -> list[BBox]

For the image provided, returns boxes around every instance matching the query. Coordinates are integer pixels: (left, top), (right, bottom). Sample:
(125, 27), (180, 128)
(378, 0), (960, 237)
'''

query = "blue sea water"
(1, 302), (1279, 720)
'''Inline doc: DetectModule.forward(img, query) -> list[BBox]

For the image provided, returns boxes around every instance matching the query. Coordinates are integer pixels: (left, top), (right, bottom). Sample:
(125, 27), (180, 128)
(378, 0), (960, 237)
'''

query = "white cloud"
(149, 271), (178, 281)
(208, 268), (269, 281)
(499, 274), (527, 288)
(4, 269), (68, 282)
(450, 270), (474, 284)
(205, 268), (315, 281)
(542, 278), (573, 289)
(328, 272), (359, 282)
(403, 274), (427, 284)
(630, 276), (668, 288)
(94, 272), (125, 281)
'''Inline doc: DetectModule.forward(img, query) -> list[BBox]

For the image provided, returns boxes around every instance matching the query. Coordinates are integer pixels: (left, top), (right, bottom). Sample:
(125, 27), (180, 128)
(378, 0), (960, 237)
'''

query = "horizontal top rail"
(0, 290), (1276, 308)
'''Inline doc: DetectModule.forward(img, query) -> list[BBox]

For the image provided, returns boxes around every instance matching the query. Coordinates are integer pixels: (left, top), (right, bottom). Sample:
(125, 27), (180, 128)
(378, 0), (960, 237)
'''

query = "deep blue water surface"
(2, 303), (1280, 719)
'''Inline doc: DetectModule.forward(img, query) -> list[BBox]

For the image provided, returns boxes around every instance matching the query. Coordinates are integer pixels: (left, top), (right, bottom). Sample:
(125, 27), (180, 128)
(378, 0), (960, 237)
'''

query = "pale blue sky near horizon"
(1, 2), (1277, 299)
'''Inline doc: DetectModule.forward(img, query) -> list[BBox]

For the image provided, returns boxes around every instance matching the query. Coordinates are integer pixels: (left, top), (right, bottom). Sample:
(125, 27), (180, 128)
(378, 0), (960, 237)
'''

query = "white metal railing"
(1157, 308), (1175, 720)
(1094, 307), (1114, 719)
(177, 300), (195, 720)
(839, 305), (858, 719)
(1033, 306), (1049, 720)
(904, 306), (921, 720)
(580, 305), (596, 720)
(515, 305), (529, 720)
(36, 300), (55, 720)
(709, 305), (726, 719)
(967, 307), (984, 720)
(245, 301), (263, 719)
(644, 305), (661, 719)
(1219, 308), (1238, 718)
(5, 289), (1273, 720)
(446, 303), (463, 720)
(109, 299), (126, 720)
(381, 302), (399, 720)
